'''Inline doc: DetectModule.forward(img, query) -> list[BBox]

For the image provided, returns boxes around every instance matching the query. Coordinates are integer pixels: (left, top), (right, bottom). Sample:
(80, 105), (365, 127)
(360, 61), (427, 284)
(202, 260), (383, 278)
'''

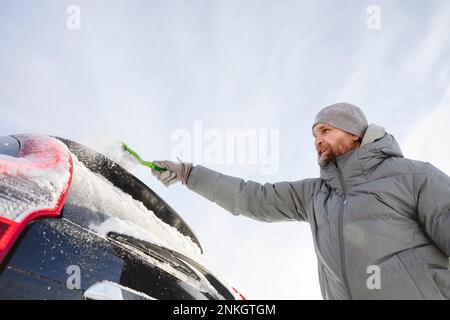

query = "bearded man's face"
(313, 123), (361, 167)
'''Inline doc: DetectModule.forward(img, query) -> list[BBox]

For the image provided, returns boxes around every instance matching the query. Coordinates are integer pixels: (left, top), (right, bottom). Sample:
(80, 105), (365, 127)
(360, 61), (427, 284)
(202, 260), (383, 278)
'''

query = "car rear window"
(62, 153), (204, 262)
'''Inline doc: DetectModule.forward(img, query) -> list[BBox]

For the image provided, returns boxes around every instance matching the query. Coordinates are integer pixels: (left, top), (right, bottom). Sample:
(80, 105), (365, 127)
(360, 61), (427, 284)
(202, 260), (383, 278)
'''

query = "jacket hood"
(319, 124), (404, 194)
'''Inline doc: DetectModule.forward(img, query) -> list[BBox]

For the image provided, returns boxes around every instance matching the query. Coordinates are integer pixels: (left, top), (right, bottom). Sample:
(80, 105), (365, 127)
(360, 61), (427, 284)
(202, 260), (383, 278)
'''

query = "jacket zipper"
(337, 170), (353, 299)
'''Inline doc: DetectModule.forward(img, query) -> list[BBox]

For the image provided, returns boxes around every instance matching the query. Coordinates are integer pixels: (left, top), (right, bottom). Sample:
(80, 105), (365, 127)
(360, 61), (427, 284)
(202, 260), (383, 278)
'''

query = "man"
(151, 103), (450, 300)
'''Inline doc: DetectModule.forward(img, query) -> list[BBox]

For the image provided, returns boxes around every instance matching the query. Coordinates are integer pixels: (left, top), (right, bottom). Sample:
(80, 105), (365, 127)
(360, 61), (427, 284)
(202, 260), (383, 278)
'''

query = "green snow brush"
(121, 142), (167, 172)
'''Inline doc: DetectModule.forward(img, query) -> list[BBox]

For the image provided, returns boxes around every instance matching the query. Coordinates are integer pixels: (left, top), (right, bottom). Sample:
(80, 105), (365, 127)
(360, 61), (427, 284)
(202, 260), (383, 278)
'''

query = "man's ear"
(351, 134), (361, 143)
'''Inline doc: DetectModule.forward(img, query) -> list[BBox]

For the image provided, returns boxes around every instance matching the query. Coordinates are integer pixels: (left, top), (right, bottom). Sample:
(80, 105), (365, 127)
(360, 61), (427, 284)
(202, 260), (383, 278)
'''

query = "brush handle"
(143, 161), (167, 172)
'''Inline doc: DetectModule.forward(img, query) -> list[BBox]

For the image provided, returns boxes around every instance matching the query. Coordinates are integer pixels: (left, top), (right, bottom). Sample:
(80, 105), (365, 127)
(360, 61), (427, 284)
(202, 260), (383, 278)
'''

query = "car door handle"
(83, 281), (156, 300)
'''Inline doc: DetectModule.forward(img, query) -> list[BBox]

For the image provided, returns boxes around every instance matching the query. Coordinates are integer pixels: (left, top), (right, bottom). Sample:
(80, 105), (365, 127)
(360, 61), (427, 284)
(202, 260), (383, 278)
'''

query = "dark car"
(0, 134), (244, 300)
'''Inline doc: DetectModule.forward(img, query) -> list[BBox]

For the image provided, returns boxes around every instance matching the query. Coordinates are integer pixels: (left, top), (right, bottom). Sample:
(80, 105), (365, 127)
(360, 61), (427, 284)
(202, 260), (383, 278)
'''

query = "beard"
(317, 139), (360, 167)
(317, 142), (336, 167)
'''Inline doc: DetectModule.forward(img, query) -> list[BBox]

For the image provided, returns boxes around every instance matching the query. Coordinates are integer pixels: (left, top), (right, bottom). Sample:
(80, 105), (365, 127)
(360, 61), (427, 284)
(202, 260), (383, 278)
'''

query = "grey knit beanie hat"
(312, 102), (368, 138)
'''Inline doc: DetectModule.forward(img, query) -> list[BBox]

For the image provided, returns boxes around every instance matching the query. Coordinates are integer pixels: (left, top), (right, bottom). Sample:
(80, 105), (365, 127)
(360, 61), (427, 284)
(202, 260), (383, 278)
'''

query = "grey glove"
(151, 160), (194, 187)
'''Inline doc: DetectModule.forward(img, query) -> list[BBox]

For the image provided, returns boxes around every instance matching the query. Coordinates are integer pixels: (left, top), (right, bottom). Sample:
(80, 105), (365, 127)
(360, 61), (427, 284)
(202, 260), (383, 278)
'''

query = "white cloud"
(402, 84), (450, 175)
(399, 1), (450, 78)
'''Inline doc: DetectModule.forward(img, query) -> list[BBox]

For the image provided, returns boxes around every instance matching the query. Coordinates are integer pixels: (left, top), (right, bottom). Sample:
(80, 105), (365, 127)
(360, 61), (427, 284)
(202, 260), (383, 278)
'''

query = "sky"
(1, 0), (449, 299)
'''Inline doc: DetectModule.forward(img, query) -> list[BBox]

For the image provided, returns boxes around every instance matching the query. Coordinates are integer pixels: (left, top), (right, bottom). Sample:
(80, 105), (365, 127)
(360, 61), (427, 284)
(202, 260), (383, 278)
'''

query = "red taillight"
(0, 135), (73, 264)
(0, 220), (10, 237)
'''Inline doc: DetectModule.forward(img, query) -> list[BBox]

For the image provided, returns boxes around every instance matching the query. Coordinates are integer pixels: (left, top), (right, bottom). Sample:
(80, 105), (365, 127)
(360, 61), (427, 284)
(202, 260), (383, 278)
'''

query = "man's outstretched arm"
(151, 161), (316, 223)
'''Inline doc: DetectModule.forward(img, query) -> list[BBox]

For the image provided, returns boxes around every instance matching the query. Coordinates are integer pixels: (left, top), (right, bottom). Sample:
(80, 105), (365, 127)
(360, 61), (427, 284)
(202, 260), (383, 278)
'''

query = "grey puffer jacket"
(186, 124), (450, 299)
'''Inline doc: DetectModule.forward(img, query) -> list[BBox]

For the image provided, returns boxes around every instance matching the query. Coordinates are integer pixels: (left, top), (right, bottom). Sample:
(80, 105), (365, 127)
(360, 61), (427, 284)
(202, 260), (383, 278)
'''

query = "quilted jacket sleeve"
(186, 165), (317, 222)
